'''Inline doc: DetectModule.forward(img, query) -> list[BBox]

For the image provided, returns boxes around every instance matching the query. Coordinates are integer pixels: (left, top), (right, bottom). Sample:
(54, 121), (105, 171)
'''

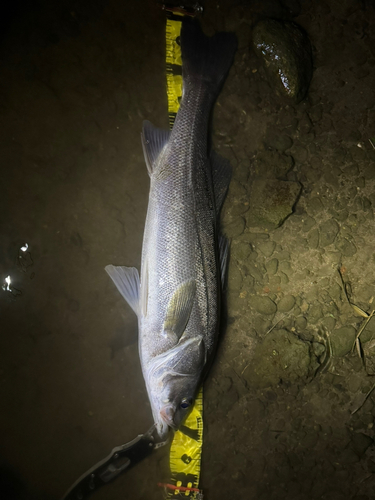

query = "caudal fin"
(180, 18), (237, 95)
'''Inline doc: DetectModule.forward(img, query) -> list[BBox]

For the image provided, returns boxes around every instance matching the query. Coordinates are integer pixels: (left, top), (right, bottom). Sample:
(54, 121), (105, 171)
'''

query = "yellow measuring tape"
(164, 14), (204, 500)
(166, 17), (183, 127)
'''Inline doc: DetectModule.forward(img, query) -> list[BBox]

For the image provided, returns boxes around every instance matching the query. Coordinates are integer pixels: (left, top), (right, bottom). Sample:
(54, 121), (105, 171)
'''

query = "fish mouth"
(160, 404), (177, 430)
(155, 420), (170, 440)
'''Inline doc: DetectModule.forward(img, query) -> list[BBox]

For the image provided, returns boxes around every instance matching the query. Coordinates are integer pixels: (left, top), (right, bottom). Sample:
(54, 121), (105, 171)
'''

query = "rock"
(321, 316), (336, 331)
(319, 220), (340, 247)
(244, 262), (265, 282)
(229, 201), (250, 217)
(309, 105), (323, 123)
(351, 432), (373, 457)
(242, 329), (311, 389)
(295, 316), (307, 330)
(307, 228), (319, 249)
(291, 144), (308, 163)
(330, 326), (356, 357)
(266, 258), (279, 275)
(279, 261), (291, 272)
(234, 241), (253, 261)
(251, 295), (277, 315)
(223, 216), (246, 238)
(252, 19), (313, 103)
(279, 271), (289, 284)
(277, 295), (296, 312)
(265, 130), (293, 151)
(307, 305), (323, 324)
(257, 240), (276, 257)
(340, 448), (360, 465)
(332, 209), (349, 223)
(234, 159), (251, 184)
(246, 178), (302, 230)
(312, 342), (325, 358)
(228, 261), (243, 291)
(218, 376), (233, 393)
(252, 150), (294, 179)
(335, 237), (357, 257)
(301, 215), (316, 232)
(308, 197), (325, 215)
(298, 112), (313, 134)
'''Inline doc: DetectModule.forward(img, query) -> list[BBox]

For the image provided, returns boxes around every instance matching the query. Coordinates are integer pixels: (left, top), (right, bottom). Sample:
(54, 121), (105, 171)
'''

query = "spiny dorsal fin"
(163, 280), (196, 342)
(105, 265), (140, 316)
(141, 120), (171, 176)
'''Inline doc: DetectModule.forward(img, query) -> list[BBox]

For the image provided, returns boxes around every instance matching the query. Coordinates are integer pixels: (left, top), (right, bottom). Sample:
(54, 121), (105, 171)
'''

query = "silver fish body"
(106, 19), (237, 439)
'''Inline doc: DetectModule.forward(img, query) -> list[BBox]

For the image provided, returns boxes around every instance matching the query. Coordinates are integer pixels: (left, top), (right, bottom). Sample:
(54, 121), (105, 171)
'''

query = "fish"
(105, 18), (237, 439)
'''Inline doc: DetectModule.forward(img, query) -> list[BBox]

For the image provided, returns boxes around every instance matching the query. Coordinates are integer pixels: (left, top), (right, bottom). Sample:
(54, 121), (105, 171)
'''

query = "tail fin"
(180, 18), (237, 95)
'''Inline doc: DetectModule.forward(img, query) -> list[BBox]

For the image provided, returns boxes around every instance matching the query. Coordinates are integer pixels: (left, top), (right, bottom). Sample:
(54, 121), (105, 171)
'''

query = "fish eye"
(180, 398), (192, 409)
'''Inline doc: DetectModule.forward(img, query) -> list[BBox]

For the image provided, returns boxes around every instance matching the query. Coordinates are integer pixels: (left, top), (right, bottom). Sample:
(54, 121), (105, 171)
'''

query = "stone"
(228, 261), (243, 291)
(335, 237), (357, 257)
(224, 216), (246, 238)
(277, 295), (296, 312)
(330, 326), (356, 357)
(307, 305), (323, 324)
(265, 258), (278, 275)
(321, 316), (336, 331)
(246, 178), (302, 230)
(279, 271), (289, 284)
(319, 219), (340, 247)
(308, 197), (325, 215)
(307, 228), (319, 249)
(252, 19), (313, 102)
(244, 262), (265, 282)
(295, 316), (307, 330)
(257, 240), (276, 257)
(234, 241), (253, 261)
(251, 295), (277, 315)
(252, 150), (294, 179)
(242, 329), (311, 389)
(279, 261), (291, 272)
(301, 215), (316, 232)
(265, 131), (293, 152)
(351, 433), (373, 457)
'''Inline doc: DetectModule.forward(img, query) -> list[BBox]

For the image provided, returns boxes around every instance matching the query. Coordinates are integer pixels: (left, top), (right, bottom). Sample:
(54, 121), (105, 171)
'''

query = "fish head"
(147, 336), (205, 439)
(158, 373), (197, 433)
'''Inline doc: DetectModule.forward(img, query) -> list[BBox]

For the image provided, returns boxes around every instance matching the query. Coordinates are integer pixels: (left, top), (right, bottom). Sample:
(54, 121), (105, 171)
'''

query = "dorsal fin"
(141, 120), (171, 176)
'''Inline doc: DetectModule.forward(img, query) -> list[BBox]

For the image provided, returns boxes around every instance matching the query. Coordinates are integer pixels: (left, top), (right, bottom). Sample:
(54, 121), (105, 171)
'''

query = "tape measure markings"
(165, 14), (204, 499)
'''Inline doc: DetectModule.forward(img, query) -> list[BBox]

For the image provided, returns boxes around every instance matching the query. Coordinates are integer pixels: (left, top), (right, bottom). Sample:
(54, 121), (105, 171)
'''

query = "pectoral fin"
(105, 265), (140, 317)
(163, 280), (196, 342)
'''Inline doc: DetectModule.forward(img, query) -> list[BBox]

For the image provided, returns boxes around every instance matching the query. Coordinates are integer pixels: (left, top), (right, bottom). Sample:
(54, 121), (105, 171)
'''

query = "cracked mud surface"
(1, 1), (375, 499)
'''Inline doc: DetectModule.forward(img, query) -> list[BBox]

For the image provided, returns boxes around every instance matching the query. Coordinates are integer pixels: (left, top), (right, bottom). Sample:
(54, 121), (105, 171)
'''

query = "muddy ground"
(1, 0), (375, 499)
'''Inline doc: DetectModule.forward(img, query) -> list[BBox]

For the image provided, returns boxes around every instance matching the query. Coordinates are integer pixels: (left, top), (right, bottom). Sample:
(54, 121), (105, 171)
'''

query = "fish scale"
(105, 18), (237, 439)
